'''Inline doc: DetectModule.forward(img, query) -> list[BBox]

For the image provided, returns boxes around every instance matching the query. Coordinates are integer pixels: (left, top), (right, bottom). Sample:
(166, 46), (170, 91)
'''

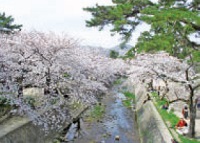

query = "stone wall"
(134, 83), (173, 143)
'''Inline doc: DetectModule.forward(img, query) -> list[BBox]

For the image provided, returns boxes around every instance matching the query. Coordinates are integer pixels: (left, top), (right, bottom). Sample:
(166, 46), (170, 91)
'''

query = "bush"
(24, 96), (36, 108)
(0, 96), (12, 107)
(0, 96), (12, 117)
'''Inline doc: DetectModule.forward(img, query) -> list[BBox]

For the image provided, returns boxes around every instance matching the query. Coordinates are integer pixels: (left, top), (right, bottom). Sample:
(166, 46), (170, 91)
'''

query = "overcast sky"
(0, 0), (151, 48)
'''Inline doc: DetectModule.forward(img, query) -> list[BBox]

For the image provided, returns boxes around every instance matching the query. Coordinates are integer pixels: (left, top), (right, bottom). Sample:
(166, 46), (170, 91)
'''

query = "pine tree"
(0, 12), (22, 34)
(84, 0), (200, 59)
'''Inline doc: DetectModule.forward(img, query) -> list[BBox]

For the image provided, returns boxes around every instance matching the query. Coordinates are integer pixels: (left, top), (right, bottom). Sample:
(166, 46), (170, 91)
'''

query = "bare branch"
(169, 98), (189, 104)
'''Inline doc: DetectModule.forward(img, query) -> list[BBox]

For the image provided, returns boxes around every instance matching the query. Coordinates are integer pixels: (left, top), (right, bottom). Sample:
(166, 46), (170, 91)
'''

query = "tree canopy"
(0, 12), (22, 33)
(84, 0), (200, 60)
(0, 31), (128, 130)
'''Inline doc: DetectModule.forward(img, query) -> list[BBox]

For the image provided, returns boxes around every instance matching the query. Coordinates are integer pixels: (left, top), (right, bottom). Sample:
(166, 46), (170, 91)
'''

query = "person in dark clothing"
(182, 106), (189, 119)
(196, 97), (200, 109)
(162, 102), (169, 110)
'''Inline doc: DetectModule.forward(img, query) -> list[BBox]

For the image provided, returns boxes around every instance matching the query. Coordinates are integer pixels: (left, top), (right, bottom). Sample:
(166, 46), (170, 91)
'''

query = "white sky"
(0, 0), (150, 48)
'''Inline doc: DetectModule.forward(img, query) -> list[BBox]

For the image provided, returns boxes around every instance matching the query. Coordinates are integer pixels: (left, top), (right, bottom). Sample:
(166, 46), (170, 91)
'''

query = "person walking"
(182, 105), (189, 119)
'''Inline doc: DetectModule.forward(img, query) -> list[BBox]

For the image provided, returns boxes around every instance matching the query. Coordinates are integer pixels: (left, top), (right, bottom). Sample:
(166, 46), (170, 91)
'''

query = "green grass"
(123, 91), (135, 100)
(113, 78), (123, 85)
(152, 92), (179, 127)
(154, 99), (179, 127)
(113, 77), (128, 85)
(179, 135), (200, 143)
(63, 72), (70, 78)
(152, 92), (200, 143)
(122, 91), (135, 108)
(122, 99), (133, 107)
(86, 104), (105, 122)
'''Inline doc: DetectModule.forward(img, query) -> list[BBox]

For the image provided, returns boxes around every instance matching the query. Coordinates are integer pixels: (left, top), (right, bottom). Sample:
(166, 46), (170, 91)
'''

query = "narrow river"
(63, 85), (140, 143)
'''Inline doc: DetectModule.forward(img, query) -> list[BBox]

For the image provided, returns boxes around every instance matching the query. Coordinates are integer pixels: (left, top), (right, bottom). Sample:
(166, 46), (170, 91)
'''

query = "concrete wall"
(0, 104), (88, 143)
(0, 120), (54, 143)
(0, 116), (56, 143)
(134, 83), (173, 143)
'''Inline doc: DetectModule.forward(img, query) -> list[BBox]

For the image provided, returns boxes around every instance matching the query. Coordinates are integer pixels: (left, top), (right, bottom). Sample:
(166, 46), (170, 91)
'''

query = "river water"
(63, 85), (140, 143)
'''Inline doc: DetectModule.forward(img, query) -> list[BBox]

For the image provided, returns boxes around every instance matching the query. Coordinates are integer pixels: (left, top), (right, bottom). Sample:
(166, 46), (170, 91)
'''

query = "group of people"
(170, 105), (189, 143)
(160, 97), (200, 143)
(171, 97), (200, 143)
(161, 103), (189, 137)
(175, 105), (189, 136)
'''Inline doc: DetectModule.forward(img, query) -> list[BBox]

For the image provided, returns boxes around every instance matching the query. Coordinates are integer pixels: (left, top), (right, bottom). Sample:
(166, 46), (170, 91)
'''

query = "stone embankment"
(134, 83), (173, 143)
(121, 78), (172, 143)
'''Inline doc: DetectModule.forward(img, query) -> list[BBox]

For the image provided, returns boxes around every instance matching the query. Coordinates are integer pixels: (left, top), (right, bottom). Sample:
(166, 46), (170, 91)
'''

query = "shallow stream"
(62, 86), (140, 143)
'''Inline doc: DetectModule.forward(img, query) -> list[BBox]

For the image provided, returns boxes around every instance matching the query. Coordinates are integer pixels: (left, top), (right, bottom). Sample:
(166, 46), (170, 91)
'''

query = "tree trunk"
(18, 84), (23, 98)
(44, 68), (51, 95)
(188, 89), (196, 138)
(17, 77), (23, 98)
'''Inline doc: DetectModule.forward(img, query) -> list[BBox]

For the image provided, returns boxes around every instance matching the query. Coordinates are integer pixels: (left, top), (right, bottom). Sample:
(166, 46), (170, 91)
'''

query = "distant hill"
(81, 44), (133, 58)
(81, 45), (110, 57)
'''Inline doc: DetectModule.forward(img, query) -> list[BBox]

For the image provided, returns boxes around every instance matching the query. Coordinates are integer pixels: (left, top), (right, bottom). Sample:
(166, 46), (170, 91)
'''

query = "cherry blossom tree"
(0, 31), (128, 131)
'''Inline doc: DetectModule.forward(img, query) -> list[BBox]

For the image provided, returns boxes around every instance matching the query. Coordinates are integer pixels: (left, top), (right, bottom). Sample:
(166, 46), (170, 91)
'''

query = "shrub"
(24, 96), (36, 108)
